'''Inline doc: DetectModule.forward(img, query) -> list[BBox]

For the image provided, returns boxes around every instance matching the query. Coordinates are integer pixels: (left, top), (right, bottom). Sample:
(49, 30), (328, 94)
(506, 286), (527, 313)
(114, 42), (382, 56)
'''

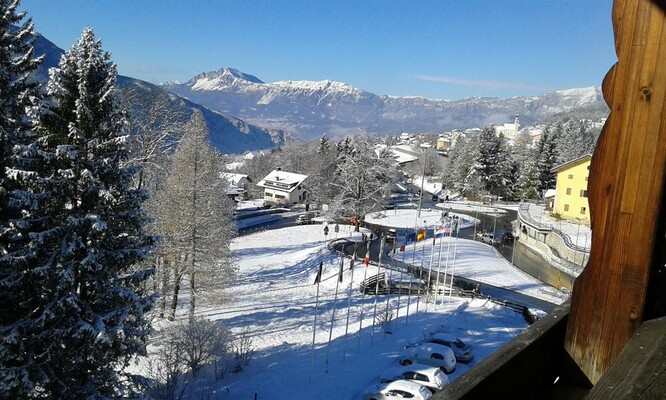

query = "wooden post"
(564, 0), (666, 385)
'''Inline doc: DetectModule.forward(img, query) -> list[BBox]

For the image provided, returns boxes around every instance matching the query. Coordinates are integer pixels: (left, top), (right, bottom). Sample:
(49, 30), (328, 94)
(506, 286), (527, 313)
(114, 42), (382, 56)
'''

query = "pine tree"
(0, 28), (154, 398)
(154, 110), (236, 320)
(0, 0), (42, 259)
(536, 126), (559, 193)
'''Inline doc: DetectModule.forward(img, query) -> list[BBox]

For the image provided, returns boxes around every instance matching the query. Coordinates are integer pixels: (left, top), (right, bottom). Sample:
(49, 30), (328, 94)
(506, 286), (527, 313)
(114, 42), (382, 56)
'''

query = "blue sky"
(22, 0), (615, 100)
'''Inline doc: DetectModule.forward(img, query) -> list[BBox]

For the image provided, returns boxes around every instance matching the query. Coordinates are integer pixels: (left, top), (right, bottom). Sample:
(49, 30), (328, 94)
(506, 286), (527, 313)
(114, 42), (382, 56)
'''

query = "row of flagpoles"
(308, 216), (463, 381)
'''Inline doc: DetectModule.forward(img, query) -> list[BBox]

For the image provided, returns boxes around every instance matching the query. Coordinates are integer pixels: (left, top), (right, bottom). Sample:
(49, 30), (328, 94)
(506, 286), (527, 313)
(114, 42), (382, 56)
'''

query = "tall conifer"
(1, 28), (154, 398)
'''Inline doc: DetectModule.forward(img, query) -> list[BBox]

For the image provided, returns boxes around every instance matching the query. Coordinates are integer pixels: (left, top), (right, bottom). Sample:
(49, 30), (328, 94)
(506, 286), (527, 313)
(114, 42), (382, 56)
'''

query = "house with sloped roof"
(551, 154), (592, 222)
(256, 169), (308, 205)
(221, 173), (252, 201)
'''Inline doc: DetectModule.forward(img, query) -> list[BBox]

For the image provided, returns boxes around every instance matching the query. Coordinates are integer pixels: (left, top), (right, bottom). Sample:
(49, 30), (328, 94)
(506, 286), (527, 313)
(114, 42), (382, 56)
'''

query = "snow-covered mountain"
(163, 67), (604, 139)
(32, 36), (288, 154)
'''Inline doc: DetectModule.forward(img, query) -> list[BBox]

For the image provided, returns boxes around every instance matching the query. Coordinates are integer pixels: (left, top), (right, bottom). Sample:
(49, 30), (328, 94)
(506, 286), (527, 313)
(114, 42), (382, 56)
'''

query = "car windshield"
(453, 339), (465, 348)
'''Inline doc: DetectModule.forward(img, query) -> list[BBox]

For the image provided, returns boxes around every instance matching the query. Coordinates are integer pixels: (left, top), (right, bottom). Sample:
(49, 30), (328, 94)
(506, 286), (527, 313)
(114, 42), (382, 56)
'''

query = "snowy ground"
(365, 208), (477, 230)
(149, 221), (565, 400)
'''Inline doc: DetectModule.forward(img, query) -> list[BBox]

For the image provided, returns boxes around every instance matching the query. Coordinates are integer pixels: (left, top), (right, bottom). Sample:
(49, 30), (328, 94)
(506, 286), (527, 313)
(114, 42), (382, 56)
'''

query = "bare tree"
(330, 135), (399, 230)
(154, 111), (237, 320)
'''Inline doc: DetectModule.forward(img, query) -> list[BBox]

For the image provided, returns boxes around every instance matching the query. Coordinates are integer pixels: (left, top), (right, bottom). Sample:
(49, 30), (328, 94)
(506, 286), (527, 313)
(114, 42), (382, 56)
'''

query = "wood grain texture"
(564, 0), (666, 385)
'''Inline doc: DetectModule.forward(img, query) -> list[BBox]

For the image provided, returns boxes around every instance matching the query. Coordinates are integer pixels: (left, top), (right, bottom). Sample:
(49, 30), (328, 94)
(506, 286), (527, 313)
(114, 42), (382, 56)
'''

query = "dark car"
(501, 231), (515, 245)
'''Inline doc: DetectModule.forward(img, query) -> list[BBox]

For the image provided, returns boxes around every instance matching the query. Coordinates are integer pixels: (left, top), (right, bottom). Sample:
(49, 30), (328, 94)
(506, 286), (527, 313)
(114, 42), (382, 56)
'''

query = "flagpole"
(309, 261), (323, 383)
(425, 226), (437, 312)
(394, 234), (405, 333)
(416, 221), (427, 314)
(371, 234), (385, 346)
(325, 255), (344, 373)
(433, 223), (446, 309)
(342, 244), (357, 364)
(448, 220), (460, 301)
(384, 238), (396, 337)
(442, 219), (453, 305)
(357, 239), (371, 353)
(406, 221), (419, 324)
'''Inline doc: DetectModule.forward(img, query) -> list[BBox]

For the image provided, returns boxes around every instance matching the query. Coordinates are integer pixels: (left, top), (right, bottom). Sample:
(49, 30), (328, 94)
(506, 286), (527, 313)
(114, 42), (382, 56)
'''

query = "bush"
(146, 317), (233, 400)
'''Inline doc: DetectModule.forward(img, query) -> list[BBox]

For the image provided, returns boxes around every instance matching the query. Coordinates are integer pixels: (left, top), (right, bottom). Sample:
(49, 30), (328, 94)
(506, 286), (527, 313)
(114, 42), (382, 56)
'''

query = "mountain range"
(33, 35), (289, 154)
(33, 30), (606, 153)
(162, 67), (605, 140)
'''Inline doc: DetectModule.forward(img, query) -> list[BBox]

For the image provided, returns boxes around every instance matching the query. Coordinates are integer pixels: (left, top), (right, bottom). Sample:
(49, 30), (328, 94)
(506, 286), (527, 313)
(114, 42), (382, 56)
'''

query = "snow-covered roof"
(383, 144), (419, 165)
(544, 189), (557, 199)
(226, 184), (245, 196)
(221, 172), (251, 185)
(257, 169), (308, 192)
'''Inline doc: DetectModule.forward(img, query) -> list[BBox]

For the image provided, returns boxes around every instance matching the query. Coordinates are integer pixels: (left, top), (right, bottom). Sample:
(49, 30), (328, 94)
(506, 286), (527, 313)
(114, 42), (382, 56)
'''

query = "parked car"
(363, 380), (432, 400)
(398, 344), (457, 373)
(501, 231), (515, 245)
(386, 228), (397, 242)
(480, 232), (498, 246)
(380, 364), (449, 393)
(427, 334), (474, 363)
(296, 213), (314, 225)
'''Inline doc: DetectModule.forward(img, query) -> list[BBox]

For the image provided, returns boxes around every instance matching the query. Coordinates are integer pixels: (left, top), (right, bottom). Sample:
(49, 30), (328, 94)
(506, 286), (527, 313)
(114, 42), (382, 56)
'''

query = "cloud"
(413, 74), (545, 92)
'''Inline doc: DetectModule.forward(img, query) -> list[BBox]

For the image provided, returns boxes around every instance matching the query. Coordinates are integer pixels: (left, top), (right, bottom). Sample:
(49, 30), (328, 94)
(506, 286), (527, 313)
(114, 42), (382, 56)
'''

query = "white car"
(398, 343), (457, 373)
(363, 380), (432, 400)
(380, 364), (449, 393)
(296, 213), (313, 225)
(480, 232), (498, 245)
(427, 334), (474, 363)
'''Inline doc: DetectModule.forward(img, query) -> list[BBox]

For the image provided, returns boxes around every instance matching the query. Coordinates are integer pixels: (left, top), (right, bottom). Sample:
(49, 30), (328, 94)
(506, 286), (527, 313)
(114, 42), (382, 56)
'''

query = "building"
(551, 154), (592, 221)
(256, 169), (308, 204)
(221, 173), (252, 201)
(436, 136), (450, 151)
(494, 114), (521, 139)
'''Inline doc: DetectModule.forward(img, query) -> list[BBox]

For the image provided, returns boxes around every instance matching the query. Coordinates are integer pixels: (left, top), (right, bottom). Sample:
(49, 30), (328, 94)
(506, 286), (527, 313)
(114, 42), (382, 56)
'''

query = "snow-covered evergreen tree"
(516, 151), (541, 200)
(494, 133), (518, 200)
(556, 119), (596, 163)
(0, 0), (42, 258)
(154, 110), (236, 320)
(536, 126), (559, 193)
(0, 28), (154, 398)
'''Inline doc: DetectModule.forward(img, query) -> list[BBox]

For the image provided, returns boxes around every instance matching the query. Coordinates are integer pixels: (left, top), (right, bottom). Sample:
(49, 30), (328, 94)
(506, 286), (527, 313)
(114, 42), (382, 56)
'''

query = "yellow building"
(551, 154), (592, 222)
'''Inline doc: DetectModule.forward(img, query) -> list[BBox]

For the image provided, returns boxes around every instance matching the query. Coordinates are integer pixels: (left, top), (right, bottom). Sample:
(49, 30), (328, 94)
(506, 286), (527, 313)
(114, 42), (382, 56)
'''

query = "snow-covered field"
(165, 223), (564, 399)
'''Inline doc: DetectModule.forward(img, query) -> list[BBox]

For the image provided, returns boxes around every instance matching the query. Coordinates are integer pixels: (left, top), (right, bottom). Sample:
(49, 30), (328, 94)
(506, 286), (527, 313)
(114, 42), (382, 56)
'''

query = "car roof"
(381, 364), (440, 378)
(385, 379), (425, 391)
(417, 343), (455, 354)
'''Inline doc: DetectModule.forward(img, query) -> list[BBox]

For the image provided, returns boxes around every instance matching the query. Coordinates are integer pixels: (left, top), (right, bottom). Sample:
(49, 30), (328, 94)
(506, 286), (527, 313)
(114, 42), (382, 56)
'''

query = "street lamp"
(493, 208), (498, 242)
(417, 150), (426, 218)
(573, 217), (584, 288)
(473, 204), (480, 240)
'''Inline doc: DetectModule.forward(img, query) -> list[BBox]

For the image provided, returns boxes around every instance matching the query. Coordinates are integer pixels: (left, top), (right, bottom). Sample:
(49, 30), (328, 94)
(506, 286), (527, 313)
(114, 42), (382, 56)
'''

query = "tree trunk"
(169, 263), (181, 321)
(189, 270), (195, 320)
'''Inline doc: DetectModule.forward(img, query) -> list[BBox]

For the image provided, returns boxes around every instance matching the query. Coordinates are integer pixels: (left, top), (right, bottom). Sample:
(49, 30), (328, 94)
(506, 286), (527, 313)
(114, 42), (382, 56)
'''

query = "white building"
(257, 169), (308, 205)
(221, 173), (252, 201)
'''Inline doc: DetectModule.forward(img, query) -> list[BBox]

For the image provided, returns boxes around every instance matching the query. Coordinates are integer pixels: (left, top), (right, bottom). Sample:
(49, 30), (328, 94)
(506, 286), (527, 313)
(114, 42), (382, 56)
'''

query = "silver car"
(398, 343), (456, 373)
(363, 380), (432, 400)
(380, 364), (449, 393)
(427, 333), (474, 363)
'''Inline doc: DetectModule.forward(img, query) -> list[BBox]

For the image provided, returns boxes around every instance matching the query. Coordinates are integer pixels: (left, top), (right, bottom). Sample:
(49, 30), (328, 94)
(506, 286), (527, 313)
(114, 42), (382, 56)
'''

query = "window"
(585, 176), (589, 181)
(413, 372), (428, 382)
(265, 192), (273, 197)
(431, 353), (444, 360)
(566, 188), (572, 195)
(275, 194), (286, 199)
(568, 174), (574, 179)
(580, 189), (588, 197)
(564, 204), (570, 212)
(581, 206), (587, 215)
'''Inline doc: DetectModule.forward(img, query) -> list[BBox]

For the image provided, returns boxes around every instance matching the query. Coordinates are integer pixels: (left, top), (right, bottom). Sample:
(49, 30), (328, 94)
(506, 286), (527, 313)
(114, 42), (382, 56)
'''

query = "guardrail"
(518, 203), (553, 231)
(551, 227), (589, 254)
